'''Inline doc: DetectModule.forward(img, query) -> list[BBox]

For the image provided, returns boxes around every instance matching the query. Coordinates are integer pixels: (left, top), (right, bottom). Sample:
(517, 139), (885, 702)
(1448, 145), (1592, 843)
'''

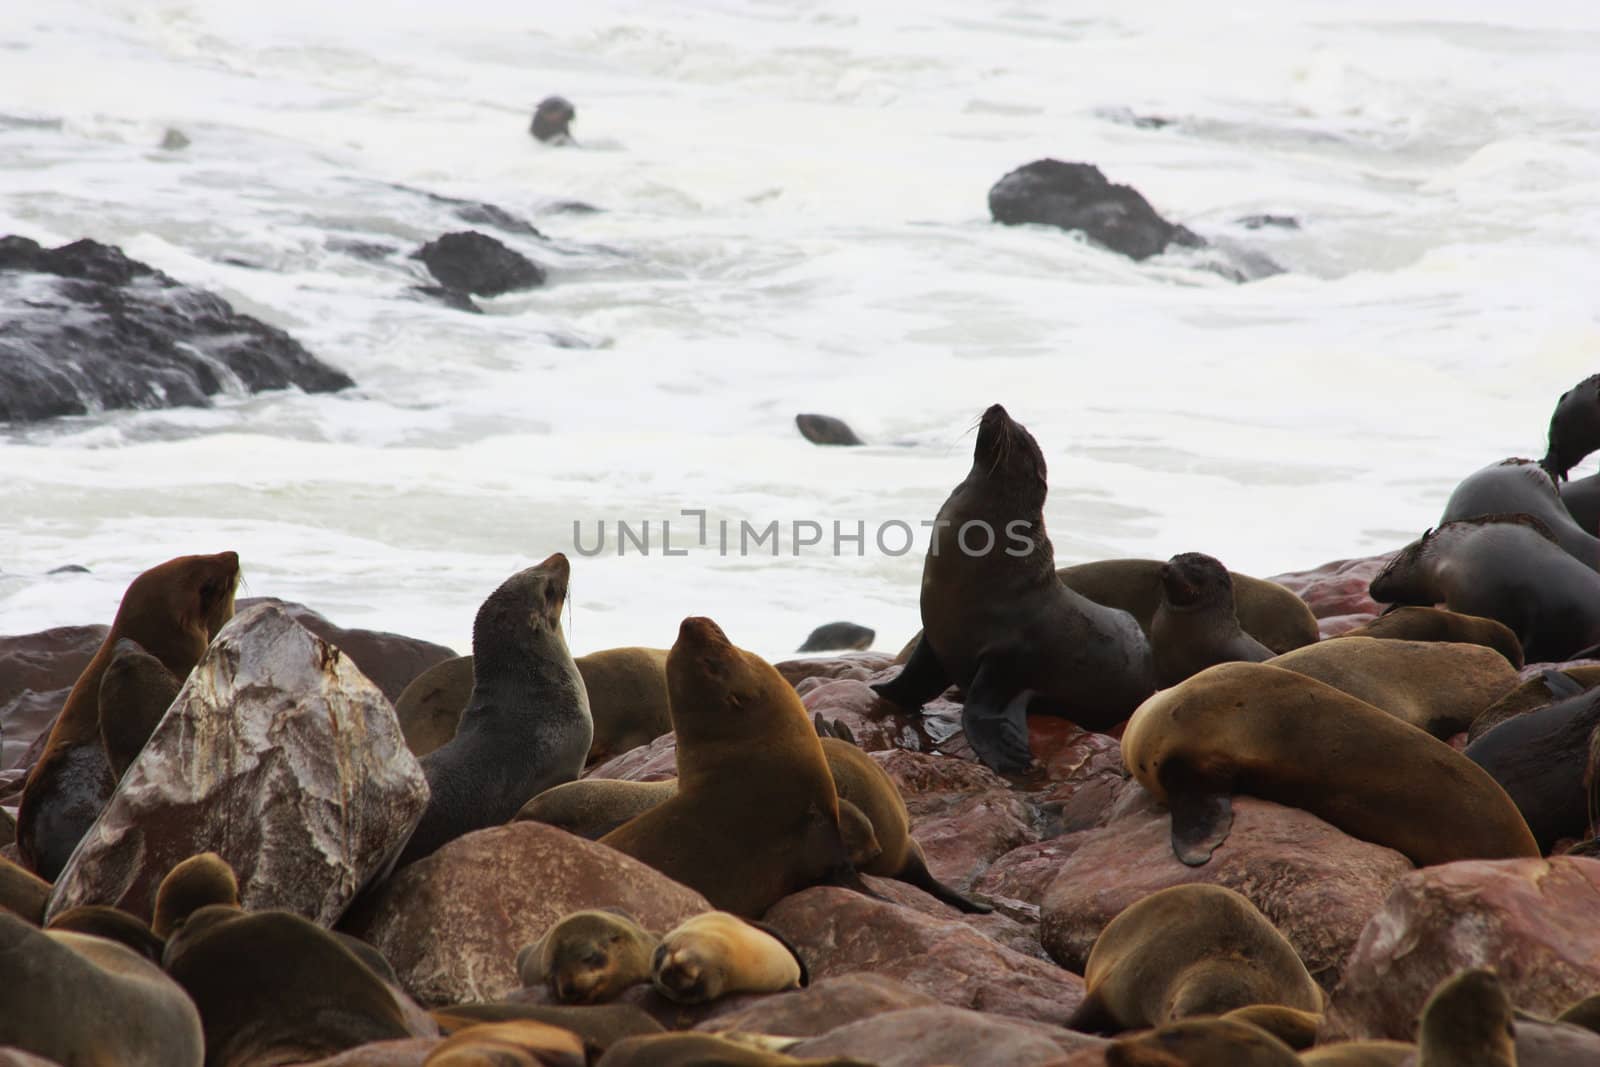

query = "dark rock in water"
(1096, 107), (1175, 131)
(795, 413), (864, 446)
(414, 231), (546, 297)
(404, 189), (544, 238)
(327, 238), (401, 262)
(1235, 214), (1301, 230)
(530, 96), (576, 145)
(798, 622), (876, 652)
(159, 128), (190, 151)
(0, 236), (354, 425)
(988, 159), (1204, 261)
(45, 604), (430, 927)
(409, 285), (482, 314)
(46, 565), (89, 575)
(543, 200), (601, 215)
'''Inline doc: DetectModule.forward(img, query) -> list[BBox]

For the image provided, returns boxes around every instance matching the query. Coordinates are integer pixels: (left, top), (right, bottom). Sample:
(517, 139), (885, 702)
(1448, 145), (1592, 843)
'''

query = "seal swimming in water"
(599, 617), (861, 918)
(17, 550), (240, 881)
(395, 553), (591, 868)
(1150, 552), (1274, 687)
(872, 404), (1155, 773)
(531, 96), (576, 145)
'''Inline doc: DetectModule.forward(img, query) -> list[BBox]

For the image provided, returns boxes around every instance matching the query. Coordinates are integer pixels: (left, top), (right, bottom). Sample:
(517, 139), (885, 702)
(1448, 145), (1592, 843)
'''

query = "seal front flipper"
(960, 661), (1034, 774)
(900, 840), (993, 914)
(870, 635), (950, 711)
(1164, 763), (1233, 866)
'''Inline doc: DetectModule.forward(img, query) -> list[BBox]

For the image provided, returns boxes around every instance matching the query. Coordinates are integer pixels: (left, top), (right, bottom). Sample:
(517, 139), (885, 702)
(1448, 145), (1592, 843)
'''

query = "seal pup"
(1122, 662), (1539, 866)
(599, 617), (861, 918)
(531, 95), (576, 144)
(650, 911), (805, 1004)
(1464, 685), (1600, 852)
(1217, 1004), (1321, 1050)
(1541, 372), (1600, 483)
(1150, 552), (1273, 687)
(17, 550), (239, 880)
(0, 911), (204, 1066)
(151, 851), (240, 938)
(0, 854), (51, 924)
(1341, 606), (1524, 669)
(97, 637), (182, 778)
(1439, 458), (1600, 570)
(46, 905), (164, 962)
(426, 1019), (586, 1066)
(1369, 514), (1600, 663)
(872, 404), (1155, 772)
(517, 910), (660, 1005)
(1066, 884), (1321, 1035)
(1417, 969), (1517, 1067)
(396, 553), (591, 868)
(1299, 1043), (1417, 1067)
(1266, 636), (1518, 740)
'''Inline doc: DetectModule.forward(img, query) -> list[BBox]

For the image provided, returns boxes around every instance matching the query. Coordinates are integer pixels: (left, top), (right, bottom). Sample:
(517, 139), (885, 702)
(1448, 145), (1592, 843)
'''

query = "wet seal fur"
(1465, 684), (1600, 852)
(517, 909), (660, 1005)
(1150, 552), (1274, 687)
(1369, 514), (1600, 663)
(1440, 458), (1600, 571)
(872, 404), (1155, 773)
(1341, 606), (1524, 669)
(1122, 661), (1539, 867)
(1417, 969), (1517, 1067)
(1067, 884), (1322, 1035)
(97, 637), (182, 779)
(396, 553), (591, 868)
(1541, 373), (1600, 483)
(17, 550), (240, 881)
(599, 617), (863, 918)
(651, 911), (805, 1004)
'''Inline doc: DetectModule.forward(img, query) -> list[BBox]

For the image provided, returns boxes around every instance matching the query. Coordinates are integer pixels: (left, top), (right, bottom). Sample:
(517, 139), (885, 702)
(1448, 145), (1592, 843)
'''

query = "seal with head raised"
(1541, 373), (1600, 484)
(17, 551), (240, 881)
(871, 404), (1155, 773)
(1150, 552), (1274, 687)
(396, 553), (591, 868)
(1368, 514), (1600, 663)
(1439, 458), (1600, 570)
(599, 617), (860, 918)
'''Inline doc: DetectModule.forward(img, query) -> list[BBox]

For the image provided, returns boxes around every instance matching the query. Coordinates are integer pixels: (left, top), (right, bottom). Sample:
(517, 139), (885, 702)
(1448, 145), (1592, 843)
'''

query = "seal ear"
(960, 662), (1035, 775)
(1163, 763), (1234, 867)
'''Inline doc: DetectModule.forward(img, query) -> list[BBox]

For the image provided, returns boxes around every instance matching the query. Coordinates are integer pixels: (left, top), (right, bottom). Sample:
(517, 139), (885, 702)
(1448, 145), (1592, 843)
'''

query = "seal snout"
(676, 616), (730, 649)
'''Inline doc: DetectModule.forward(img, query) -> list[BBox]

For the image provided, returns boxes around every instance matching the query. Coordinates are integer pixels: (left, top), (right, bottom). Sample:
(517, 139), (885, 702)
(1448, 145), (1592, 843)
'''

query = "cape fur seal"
(152, 851), (240, 938)
(1369, 515), (1600, 663)
(517, 910), (660, 1005)
(1104, 1018), (1303, 1067)
(1122, 662), (1539, 867)
(17, 550), (239, 881)
(595, 1033), (873, 1067)
(872, 404), (1155, 773)
(1299, 1043), (1417, 1067)
(426, 1019), (585, 1066)
(651, 911), (805, 1004)
(45, 905), (164, 963)
(0, 854), (51, 924)
(599, 617), (861, 918)
(1465, 685), (1600, 852)
(97, 637), (182, 778)
(396, 553), (591, 868)
(1417, 969), (1517, 1067)
(1340, 606), (1524, 669)
(531, 96), (576, 145)
(1067, 884), (1321, 1035)
(1439, 458), (1600, 570)
(1541, 372), (1600, 482)
(1150, 552), (1274, 686)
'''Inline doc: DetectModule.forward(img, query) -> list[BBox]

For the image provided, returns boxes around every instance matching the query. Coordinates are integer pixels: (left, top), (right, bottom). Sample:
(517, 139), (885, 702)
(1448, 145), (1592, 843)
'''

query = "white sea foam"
(1, 0), (1598, 657)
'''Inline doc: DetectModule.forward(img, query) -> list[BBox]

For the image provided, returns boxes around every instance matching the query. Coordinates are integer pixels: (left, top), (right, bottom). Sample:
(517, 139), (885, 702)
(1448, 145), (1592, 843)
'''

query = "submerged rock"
(795, 413), (864, 446)
(988, 159), (1203, 261)
(797, 622), (876, 653)
(414, 231), (546, 297)
(46, 604), (429, 926)
(0, 236), (353, 424)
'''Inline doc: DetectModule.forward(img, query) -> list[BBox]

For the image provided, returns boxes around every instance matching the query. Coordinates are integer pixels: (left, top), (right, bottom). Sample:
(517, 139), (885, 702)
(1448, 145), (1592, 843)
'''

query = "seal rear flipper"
(869, 635), (950, 711)
(1164, 765), (1234, 867)
(899, 840), (993, 914)
(960, 663), (1035, 774)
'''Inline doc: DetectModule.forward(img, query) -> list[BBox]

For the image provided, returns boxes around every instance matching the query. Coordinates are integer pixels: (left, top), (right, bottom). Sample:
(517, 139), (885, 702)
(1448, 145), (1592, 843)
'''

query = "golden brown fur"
(650, 911), (802, 1004)
(516, 910), (659, 1005)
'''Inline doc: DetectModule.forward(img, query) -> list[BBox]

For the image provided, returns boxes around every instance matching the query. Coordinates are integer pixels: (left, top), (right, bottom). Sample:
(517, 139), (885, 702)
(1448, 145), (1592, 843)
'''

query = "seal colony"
(8, 382), (1600, 1065)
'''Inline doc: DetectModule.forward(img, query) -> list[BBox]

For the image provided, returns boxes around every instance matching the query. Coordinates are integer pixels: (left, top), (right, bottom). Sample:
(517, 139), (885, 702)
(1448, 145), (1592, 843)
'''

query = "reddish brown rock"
(1041, 791), (1413, 989)
(975, 836), (1094, 909)
(1032, 728), (1128, 835)
(800, 679), (930, 753)
(236, 597), (456, 702)
(764, 886), (1085, 1026)
(695, 973), (939, 1037)
(46, 604), (430, 926)
(1319, 612), (1379, 639)
(582, 732), (677, 782)
(1321, 856), (1600, 1042)
(907, 791), (1038, 893)
(787, 1006), (1104, 1067)
(776, 652), (897, 690)
(861, 875), (1046, 960)
(871, 748), (1011, 799)
(343, 822), (709, 1007)
(0, 624), (106, 772)
(1267, 553), (1396, 621)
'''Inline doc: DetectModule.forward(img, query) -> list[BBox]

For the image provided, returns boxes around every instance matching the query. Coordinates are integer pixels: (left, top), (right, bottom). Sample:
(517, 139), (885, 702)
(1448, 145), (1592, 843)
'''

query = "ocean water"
(2, 0), (1598, 659)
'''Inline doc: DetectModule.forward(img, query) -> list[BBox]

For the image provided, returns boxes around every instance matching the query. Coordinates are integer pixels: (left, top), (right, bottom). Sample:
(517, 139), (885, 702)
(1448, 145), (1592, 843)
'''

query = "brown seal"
(599, 617), (860, 918)
(1266, 636), (1518, 740)
(151, 851), (240, 939)
(0, 911), (205, 1066)
(426, 1019), (585, 1066)
(1150, 552), (1274, 687)
(516, 910), (660, 1005)
(1298, 1042), (1416, 1067)
(1059, 557), (1318, 654)
(17, 550), (240, 880)
(1541, 372), (1600, 483)
(96, 637), (182, 778)
(431, 1001), (664, 1053)
(395, 647), (670, 763)
(45, 904), (164, 962)
(1340, 606), (1524, 669)
(396, 554), (592, 868)
(651, 911), (805, 1004)
(1122, 662), (1539, 867)
(1416, 969), (1516, 1067)
(872, 404), (1155, 772)
(1368, 514), (1600, 663)
(1104, 1017), (1303, 1067)
(530, 96), (577, 145)
(516, 779), (678, 839)
(1469, 665), (1600, 741)
(1440, 458), (1600, 570)
(1464, 685), (1600, 852)
(1218, 1005), (1323, 1050)
(0, 855), (51, 924)
(1066, 884), (1322, 1035)
(595, 1033), (872, 1067)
